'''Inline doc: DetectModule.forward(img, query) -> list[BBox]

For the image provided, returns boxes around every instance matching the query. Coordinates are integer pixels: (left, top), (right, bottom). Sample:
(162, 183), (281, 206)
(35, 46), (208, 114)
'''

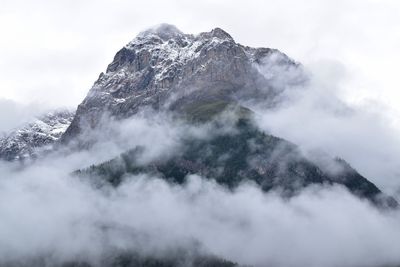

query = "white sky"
(0, 0), (399, 115)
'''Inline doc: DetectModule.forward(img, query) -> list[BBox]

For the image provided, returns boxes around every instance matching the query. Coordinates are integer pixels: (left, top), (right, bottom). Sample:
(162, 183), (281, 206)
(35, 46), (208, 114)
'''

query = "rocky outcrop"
(0, 110), (74, 161)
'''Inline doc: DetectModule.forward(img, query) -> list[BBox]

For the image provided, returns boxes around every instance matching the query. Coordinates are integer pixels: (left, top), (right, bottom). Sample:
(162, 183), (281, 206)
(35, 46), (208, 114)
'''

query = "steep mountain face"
(0, 110), (74, 161)
(61, 24), (303, 143)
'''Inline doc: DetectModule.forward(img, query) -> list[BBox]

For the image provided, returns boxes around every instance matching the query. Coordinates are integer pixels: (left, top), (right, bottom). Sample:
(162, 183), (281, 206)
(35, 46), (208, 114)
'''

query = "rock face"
(0, 110), (74, 161)
(61, 24), (304, 143)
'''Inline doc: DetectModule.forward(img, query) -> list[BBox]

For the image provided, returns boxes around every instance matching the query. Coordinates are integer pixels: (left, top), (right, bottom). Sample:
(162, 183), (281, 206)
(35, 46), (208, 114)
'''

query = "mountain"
(0, 24), (396, 206)
(58, 24), (395, 207)
(0, 110), (74, 161)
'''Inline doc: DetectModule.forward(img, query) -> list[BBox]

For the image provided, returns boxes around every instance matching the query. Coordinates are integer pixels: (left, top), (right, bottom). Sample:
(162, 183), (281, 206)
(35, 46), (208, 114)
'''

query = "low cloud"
(1, 161), (400, 267)
(0, 111), (400, 267)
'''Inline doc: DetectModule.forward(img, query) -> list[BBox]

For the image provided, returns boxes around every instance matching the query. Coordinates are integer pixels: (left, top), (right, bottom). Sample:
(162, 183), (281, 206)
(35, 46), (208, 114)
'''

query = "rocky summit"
(61, 24), (304, 143)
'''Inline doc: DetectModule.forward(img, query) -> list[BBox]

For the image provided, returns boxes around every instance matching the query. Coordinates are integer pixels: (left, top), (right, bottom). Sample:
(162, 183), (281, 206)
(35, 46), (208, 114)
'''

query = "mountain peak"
(194, 27), (234, 42)
(210, 27), (234, 40)
(63, 25), (299, 142)
(135, 24), (234, 43)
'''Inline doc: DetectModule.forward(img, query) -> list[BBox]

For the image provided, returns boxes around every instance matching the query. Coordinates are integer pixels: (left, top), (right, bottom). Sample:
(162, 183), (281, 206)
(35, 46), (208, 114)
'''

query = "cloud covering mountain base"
(0, 117), (400, 267)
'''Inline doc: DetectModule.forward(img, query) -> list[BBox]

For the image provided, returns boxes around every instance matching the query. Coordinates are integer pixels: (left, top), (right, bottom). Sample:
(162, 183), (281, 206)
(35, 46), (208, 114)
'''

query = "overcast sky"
(1, 0), (399, 114)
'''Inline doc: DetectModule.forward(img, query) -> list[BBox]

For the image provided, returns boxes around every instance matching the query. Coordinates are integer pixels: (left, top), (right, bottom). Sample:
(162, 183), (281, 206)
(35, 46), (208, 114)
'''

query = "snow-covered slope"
(0, 110), (74, 161)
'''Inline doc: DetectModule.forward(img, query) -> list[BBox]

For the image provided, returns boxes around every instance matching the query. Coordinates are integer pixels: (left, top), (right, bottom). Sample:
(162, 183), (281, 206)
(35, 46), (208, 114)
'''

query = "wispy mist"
(1, 161), (400, 267)
(251, 53), (400, 196)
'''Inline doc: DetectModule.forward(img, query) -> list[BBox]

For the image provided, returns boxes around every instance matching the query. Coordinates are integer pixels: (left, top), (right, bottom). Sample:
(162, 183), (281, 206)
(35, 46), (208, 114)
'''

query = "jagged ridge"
(0, 110), (74, 161)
